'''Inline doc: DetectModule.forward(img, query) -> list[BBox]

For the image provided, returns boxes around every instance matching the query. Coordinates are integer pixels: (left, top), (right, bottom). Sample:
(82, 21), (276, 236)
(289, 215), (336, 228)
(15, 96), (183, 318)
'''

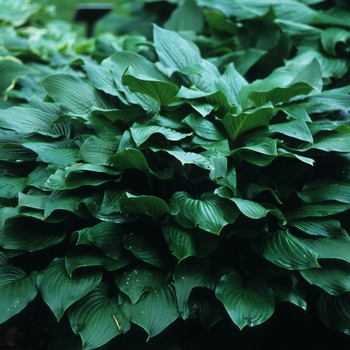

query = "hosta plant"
(1, 0), (350, 348)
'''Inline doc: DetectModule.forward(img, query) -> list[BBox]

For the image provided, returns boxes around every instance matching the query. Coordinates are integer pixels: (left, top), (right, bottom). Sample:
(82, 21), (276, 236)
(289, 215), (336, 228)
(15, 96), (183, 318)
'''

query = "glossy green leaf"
(318, 291), (350, 335)
(69, 283), (130, 350)
(153, 24), (201, 74)
(290, 218), (345, 238)
(130, 122), (191, 148)
(296, 230), (350, 264)
(0, 215), (66, 251)
(297, 178), (350, 203)
(170, 191), (239, 234)
(162, 222), (220, 262)
(65, 247), (130, 277)
(114, 264), (170, 305)
(222, 103), (274, 142)
(321, 27), (350, 56)
(122, 284), (179, 340)
(269, 119), (313, 143)
(123, 68), (180, 106)
(123, 234), (168, 268)
(251, 231), (320, 270)
(37, 258), (102, 321)
(301, 260), (350, 296)
(120, 192), (170, 221)
(174, 258), (213, 319)
(0, 266), (38, 324)
(215, 269), (275, 330)
(182, 114), (225, 141)
(41, 74), (113, 115)
(79, 136), (119, 166)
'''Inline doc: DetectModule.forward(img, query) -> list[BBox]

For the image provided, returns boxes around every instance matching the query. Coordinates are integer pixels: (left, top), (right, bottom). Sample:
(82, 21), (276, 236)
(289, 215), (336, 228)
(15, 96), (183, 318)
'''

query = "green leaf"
(65, 247), (129, 277)
(79, 136), (119, 166)
(296, 230), (350, 264)
(120, 192), (170, 221)
(123, 234), (169, 268)
(37, 258), (102, 321)
(174, 258), (213, 319)
(165, 0), (204, 32)
(0, 267), (38, 324)
(170, 191), (239, 235)
(0, 177), (26, 199)
(162, 222), (220, 262)
(114, 264), (170, 305)
(230, 197), (270, 219)
(222, 103), (274, 142)
(269, 119), (313, 143)
(182, 114), (225, 141)
(123, 67), (180, 106)
(0, 215), (66, 251)
(69, 283), (130, 350)
(41, 74), (112, 115)
(297, 178), (350, 203)
(130, 122), (191, 148)
(290, 218), (346, 238)
(321, 27), (350, 56)
(301, 260), (350, 295)
(215, 269), (275, 330)
(122, 284), (179, 340)
(0, 106), (58, 136)
(318, 292), (350, 335)
(251, 231), (320, 270)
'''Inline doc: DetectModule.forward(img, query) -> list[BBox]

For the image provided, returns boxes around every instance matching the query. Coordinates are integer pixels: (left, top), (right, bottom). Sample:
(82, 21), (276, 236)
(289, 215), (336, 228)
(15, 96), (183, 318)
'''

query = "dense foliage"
(1, 0), (350, 348)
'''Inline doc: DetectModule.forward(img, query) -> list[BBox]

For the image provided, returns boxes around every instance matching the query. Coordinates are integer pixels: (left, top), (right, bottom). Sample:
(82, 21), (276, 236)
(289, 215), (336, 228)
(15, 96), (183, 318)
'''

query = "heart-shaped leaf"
(37, 258), (102, 320)
(215, 269), (275, 330)
(0, 266), (38, 324)
(69, 283), (130, 350)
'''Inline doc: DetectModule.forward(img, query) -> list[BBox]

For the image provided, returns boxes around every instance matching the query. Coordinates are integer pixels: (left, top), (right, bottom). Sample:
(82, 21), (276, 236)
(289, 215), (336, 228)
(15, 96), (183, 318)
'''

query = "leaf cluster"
(1, 0), (350, 348)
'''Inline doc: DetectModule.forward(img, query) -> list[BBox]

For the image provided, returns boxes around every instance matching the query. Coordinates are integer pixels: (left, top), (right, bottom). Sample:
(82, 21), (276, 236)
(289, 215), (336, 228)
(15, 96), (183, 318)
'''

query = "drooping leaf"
(301, 260), (350, 296)
(318, 291), (350, 335)
(215, 269), (275, 330)
(0, 266), (38, 324)
(37, 258), (102, 321)
(69, 283), (130, 350)
(114, 264), (170, 305)
(121, 284), (179, 340)
(251, 230), (320, 270)
(170, 191), (239, 235)
(289, 218), (345, 238)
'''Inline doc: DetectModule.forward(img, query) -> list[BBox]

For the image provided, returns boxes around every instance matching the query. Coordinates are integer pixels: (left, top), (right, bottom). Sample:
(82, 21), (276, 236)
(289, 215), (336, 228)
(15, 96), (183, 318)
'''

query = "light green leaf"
(215, 269), (275, 330)
(162, 222), (220, 262)
(170, 191), (239, 234)
(37, 258), (102, 321)
(0, 267), (38, 324)
(114, 264), (170, 305)
(318, 292), (350, 335)
(230, 198), (270, 219)
(123, 67), (180, 106)
(41, 74), (113, 115)
(122, 284), (179, 340)
(69, 283), (130, 350)
(321, 27), (350, 56)
(252, 231), (320, 270)
(153, 24), (202, 74)
(301, 260), (350, 295)
(269, 119), (313, 143)
(130, 122), (191, 148)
